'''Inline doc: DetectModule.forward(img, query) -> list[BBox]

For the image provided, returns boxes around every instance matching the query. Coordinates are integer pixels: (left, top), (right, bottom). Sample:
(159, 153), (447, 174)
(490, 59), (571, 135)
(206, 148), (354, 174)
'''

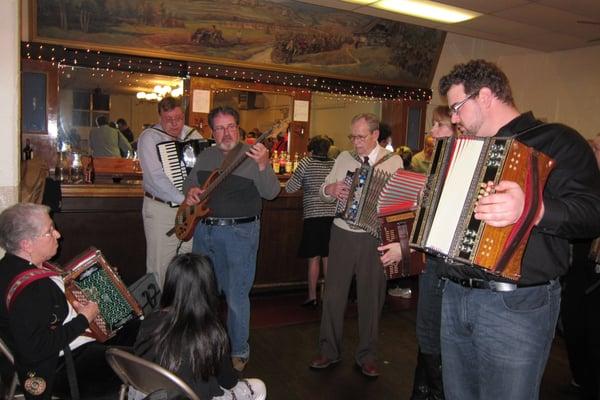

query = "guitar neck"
(198, 128), (274, 201)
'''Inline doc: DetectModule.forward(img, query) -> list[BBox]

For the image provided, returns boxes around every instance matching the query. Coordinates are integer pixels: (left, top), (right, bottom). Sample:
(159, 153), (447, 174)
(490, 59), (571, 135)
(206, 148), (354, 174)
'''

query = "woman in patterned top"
(285, 135), (336, 308)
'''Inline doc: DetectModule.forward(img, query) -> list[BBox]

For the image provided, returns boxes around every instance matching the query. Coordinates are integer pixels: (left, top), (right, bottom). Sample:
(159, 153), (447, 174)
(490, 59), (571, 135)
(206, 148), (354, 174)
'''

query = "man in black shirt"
(435, 59), (600, 400)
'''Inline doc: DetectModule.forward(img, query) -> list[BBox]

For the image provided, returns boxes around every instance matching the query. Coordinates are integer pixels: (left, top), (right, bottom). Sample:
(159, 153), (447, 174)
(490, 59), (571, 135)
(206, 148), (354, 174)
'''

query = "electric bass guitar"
(168, 119), (289, 241)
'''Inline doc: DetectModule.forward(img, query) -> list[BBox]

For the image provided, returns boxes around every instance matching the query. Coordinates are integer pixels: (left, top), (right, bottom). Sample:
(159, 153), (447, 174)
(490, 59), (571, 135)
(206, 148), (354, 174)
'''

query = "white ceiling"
(298, 0), (600, 52)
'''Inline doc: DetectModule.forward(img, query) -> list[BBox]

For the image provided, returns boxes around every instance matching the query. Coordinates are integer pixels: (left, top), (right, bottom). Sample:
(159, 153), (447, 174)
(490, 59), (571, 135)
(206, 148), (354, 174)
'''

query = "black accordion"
(156, 139), (212, 192)
(410, 136), (555, 281)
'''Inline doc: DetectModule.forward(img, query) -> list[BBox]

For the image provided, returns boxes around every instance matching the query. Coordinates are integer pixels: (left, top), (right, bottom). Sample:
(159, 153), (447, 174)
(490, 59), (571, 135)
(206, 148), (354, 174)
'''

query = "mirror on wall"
(211, 89), (293, 152)
(310, 92), (382, 152)
(57, 65), (185, 152)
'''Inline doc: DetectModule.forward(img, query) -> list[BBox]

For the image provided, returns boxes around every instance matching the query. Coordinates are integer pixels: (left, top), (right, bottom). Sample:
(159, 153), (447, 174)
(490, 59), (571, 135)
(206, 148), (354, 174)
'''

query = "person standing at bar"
(183, 106), (280, 372)
(89, 115), (132, 158)
(137, 96), (204, 288)
(309, 113), (403, 378)
(285, 135), (336, 308)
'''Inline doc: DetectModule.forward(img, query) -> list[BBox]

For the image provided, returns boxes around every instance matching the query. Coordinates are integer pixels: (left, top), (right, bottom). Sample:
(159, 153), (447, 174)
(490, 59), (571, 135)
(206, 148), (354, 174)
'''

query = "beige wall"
(0, 0), (20, 211)
(428, 33), (600, 139)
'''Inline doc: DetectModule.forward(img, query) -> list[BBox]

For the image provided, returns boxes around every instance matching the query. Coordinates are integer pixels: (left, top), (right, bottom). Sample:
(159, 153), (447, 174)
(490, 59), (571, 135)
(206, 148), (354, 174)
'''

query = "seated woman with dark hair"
(134, 253), (266, 400)
(0, 202), (136, 399)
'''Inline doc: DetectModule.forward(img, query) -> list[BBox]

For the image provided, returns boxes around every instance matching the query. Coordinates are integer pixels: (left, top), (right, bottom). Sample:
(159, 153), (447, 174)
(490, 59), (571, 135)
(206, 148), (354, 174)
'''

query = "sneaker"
(232, 357), (249, 372)
(388, 287), (412, 299)
(214, 379), (267, 400)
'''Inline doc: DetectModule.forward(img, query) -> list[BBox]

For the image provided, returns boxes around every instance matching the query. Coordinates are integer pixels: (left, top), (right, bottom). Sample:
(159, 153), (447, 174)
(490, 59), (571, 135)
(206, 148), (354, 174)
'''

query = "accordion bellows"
(336, 164), (427, 279)
(410, 136), (555, 281)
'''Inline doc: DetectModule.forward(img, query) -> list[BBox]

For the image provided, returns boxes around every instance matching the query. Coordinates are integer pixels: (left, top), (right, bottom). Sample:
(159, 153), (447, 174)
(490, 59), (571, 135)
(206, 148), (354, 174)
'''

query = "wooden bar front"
(54, 183), (306, 289)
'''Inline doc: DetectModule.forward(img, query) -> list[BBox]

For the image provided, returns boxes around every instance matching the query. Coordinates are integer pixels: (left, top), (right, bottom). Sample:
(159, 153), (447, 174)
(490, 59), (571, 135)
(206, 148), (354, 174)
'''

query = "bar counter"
(54, 182), (306, 290)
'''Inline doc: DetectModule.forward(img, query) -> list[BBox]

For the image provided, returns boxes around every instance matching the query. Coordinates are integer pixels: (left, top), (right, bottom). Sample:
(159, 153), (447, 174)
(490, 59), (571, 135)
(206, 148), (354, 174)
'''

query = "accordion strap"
(5, 268), (60, 310)
(350, 151), (396, 168)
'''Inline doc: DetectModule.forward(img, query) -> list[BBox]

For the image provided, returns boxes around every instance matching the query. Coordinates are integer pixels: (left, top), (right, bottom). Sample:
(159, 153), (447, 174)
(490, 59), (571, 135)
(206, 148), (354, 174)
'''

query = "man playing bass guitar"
(183, 106), (280, 372)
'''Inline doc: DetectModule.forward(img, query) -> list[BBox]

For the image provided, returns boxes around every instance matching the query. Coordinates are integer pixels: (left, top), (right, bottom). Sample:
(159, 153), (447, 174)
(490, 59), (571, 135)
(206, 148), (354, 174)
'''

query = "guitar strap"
(220, 142), (245, 172)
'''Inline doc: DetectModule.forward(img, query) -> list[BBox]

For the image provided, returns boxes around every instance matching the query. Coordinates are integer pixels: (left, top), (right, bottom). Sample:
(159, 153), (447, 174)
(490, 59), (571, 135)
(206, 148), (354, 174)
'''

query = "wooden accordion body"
(410, 136), (555, 281)
(63, 247), (143, 342)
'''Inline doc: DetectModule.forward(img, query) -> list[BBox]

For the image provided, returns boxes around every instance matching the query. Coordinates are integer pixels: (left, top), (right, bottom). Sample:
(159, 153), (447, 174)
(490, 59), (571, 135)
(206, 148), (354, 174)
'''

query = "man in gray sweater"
(183, 106), (280, 372)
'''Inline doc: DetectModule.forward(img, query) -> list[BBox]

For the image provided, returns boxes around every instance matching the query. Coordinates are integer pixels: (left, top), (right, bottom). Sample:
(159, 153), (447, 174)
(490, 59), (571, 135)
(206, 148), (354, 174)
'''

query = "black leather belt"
(200, 216), (259, 226)
(144, 192), (177, 208)
(446, 276), (550, 292)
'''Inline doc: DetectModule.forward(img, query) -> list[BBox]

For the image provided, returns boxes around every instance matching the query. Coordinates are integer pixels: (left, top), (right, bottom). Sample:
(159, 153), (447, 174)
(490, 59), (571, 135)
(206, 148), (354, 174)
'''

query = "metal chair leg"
(7, 373), (18, 400)
(119, 384), (127, 400)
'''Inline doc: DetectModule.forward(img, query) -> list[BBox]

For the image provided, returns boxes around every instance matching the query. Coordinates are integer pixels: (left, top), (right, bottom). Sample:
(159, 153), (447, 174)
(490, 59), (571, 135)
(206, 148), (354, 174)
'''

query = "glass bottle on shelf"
(292, 152), (299, 172)
(272, 150), (279, 173)
(70, 153), (84, 184)
(285, 152), (292, 174)
(279, 151), (286, 174)
(22, 139), (33, 160)
(55, 141), (71, 183)
(84, 156), (95, 184)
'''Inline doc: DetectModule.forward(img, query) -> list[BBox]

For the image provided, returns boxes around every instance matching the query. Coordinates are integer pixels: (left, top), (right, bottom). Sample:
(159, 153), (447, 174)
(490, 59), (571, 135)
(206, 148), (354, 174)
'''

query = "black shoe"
(301, 299), (318, 308)
(410, 349), (430, 400)
(423, 353), (444, 400)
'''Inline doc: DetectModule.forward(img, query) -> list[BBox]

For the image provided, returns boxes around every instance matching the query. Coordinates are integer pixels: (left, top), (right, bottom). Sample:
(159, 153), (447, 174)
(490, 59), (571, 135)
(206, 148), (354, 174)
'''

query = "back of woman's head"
(154, 253), (228, 380)
(161, 253), (219, 313)
(307, 135), (332, 157)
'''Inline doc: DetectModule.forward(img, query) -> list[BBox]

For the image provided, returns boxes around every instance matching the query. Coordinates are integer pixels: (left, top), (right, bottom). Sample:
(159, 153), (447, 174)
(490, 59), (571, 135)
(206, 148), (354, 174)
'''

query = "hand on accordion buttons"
(327, 181), (350, 201)
(474, 180), (525, 227)
(378, 243), (402, 267)
(73, 300), (100, 324)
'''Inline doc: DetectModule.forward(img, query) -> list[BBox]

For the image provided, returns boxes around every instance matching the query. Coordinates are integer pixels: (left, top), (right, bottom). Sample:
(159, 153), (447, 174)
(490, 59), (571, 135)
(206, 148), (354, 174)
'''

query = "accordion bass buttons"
(459, 229), (478, 254)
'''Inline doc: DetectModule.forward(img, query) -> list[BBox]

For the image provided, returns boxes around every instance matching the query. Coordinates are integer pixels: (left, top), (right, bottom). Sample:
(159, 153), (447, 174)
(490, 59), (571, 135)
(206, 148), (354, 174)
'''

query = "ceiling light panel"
(354, 0), (481, 23)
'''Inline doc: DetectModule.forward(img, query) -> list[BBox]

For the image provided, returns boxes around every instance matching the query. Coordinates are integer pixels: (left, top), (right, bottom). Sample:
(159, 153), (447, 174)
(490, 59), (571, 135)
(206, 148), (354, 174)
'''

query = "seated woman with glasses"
(0, 202), (137, 399)
(134, 253), (267, 400)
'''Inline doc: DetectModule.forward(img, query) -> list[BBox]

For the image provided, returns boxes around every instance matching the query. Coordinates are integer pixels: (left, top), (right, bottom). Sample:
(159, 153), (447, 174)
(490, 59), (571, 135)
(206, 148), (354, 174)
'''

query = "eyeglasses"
(35, 225), (57, 239)
(449, 92), (477, 115)
(347, 134), (371, 142)
(163, 116), (183, 125)
(213, 124), (239, 135)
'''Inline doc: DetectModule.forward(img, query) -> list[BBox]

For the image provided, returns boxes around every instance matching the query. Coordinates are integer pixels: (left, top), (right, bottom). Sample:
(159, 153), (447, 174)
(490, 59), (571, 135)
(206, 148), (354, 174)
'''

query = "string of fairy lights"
(22, 42), (432, 104)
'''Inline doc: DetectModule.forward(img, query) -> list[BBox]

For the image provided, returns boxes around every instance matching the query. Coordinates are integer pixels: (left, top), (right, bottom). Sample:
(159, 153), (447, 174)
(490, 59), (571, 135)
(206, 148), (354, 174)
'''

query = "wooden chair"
(105, 347), (200, 400)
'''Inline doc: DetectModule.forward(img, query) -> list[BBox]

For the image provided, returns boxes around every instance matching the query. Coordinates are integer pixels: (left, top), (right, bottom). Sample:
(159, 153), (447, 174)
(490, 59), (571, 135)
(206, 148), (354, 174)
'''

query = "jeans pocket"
(232, 221), (259, 240)
(500, 286), (549, 312)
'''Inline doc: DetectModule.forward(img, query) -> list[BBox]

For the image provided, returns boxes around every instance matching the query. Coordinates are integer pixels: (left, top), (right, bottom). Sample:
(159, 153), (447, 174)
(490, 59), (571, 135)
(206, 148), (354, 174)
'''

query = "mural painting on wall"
(34, 0), (445, 87)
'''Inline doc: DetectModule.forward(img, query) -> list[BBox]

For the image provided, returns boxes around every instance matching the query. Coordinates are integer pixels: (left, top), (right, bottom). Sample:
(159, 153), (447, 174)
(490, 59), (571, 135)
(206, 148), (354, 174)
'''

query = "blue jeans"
(192, 220), (260, 359)
(441, 279), (561, 400)
(416, 256), (445, 355)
